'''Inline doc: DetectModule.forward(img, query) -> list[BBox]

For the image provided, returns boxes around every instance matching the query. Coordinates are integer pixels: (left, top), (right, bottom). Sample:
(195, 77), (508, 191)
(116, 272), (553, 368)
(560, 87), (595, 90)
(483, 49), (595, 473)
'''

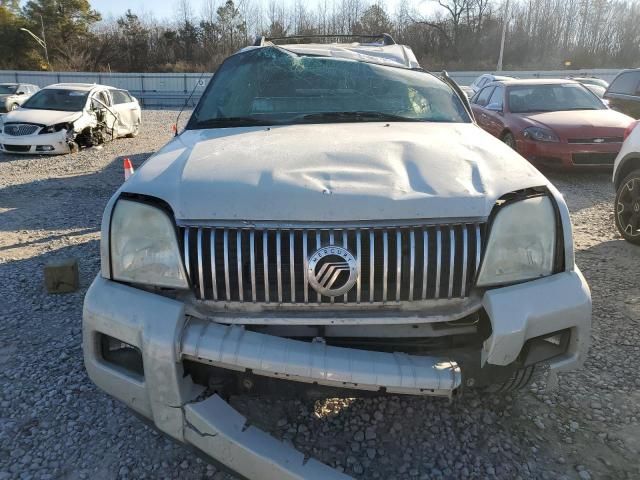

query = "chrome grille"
(3, 123), (39, 136)
(181, 223), (485, 305)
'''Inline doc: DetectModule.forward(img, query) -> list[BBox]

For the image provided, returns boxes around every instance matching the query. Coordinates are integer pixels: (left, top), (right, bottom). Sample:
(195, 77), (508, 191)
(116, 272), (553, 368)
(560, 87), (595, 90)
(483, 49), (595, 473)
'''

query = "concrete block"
(44, 258), (79, 293)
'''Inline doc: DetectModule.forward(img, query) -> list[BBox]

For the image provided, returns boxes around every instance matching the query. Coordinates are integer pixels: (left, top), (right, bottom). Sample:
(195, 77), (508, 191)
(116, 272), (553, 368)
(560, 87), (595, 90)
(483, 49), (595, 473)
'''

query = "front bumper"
(83, 269), (590, 477)
(0, 131), (71, 155)
(517, 137), (621, 168)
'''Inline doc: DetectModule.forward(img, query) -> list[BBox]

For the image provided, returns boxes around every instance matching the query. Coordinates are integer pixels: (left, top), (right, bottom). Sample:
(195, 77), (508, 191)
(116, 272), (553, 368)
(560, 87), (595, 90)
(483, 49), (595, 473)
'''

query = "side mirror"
(16, 91), (25, 96)
(486, 103), (503, 113)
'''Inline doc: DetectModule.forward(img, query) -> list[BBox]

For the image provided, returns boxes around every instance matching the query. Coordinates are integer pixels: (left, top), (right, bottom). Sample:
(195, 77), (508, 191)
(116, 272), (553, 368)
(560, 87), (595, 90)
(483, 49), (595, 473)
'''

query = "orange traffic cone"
(123, 158), (134, 181)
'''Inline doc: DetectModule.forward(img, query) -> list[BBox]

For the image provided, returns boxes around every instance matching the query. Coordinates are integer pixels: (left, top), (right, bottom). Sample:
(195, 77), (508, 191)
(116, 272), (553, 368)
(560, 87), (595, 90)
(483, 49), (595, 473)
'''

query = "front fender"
(613, 153), (640, 189)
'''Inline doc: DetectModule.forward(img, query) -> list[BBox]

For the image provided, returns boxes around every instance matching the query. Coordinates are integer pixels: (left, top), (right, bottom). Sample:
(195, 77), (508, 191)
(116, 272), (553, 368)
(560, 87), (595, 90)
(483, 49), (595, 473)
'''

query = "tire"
(614, 170), (640, 245)
(501, 132), (516, 150)
(483, 365), (537, 393)
(10, 103), (19, 111)
(126, 122), (140, 138)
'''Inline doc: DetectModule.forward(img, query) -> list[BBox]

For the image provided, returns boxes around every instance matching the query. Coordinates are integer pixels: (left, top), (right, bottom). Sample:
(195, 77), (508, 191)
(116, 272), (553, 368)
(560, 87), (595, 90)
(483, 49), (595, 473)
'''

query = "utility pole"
(40, 15), (50, 70)
(497, 0), (510, 71)
(20, 14), (50, 70)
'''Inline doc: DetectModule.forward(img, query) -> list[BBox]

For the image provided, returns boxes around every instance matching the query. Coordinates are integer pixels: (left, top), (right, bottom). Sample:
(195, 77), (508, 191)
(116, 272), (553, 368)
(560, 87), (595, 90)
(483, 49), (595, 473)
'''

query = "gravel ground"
(1, 109), (639, 480)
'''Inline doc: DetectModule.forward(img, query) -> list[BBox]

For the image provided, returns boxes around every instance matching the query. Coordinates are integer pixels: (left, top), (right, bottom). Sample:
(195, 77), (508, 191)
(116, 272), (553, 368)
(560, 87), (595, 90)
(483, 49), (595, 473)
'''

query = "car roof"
(495, 78), (580, 87)
(238, 40), (420, 69)
(42, 83), (116, 92)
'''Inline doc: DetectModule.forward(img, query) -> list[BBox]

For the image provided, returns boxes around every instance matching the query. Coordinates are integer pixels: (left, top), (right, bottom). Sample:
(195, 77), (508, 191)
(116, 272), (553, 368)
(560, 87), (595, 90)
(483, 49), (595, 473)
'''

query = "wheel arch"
(614, 154), (640, 190)
(499, 128), (513, 140)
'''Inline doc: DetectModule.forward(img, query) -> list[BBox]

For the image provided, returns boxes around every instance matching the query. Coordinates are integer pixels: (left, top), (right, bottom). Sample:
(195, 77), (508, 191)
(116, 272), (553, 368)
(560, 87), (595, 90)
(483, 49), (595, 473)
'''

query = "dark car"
(470, 79), (635, 169)
(604, 69), (640, 119)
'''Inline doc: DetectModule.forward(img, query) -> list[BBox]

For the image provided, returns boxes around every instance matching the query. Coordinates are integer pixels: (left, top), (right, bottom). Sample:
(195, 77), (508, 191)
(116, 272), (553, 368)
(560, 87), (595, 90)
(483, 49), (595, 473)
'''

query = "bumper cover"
(0, 131), (70, 154)
(517, 137), (621, 168)
(182, 318), (460, 396)
(83, 269), (590, 477)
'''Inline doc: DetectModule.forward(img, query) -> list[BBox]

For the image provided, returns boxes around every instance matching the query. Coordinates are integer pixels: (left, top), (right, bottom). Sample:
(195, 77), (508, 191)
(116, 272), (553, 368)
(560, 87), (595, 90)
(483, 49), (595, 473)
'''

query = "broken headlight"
(110, 199), (188, 289)
(40, 123), (71, 134)
(476, 196), (557, 287)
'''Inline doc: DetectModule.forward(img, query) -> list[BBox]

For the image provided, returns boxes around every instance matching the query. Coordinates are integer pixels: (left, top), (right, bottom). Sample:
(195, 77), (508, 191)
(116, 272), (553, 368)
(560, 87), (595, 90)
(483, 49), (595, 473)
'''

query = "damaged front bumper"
(0, 130), (71, 154)
(83, 270), (590, 478)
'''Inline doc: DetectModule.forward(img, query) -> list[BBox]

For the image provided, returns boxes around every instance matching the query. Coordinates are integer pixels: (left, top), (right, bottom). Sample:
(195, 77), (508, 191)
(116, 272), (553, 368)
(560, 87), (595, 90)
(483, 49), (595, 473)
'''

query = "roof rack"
(253, 33), (396, 47)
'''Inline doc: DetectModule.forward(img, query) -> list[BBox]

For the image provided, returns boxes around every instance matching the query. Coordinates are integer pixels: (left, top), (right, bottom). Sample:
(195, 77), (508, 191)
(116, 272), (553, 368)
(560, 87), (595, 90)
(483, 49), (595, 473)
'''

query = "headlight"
(523, 126), (559, 142)
(40, 123), (70, 134)
(477, 196), (557, 287)
(110, 199), (188, 289)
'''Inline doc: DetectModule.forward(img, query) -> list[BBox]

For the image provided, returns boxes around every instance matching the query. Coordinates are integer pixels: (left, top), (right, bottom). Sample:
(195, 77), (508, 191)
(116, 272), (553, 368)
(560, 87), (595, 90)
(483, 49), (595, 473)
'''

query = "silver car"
(0, 83), (39, 112)
(83, 36), (591, 479)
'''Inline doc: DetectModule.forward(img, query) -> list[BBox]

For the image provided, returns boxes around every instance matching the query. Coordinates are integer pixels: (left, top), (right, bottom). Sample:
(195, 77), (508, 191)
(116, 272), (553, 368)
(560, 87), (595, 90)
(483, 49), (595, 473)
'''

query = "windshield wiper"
(192, 116), (276, 128)
(299, 111), (422, 123)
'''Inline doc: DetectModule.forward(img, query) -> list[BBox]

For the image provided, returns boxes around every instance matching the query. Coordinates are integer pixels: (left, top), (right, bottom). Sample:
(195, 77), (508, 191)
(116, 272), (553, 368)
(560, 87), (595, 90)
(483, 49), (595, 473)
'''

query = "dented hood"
(3, 108), (81, 126)
(123, 122), (549, 222)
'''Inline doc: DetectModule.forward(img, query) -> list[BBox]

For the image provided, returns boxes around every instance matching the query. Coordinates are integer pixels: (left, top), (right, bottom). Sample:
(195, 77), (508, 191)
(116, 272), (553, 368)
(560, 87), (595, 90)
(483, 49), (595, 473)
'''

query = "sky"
(90, 0), (437, 24)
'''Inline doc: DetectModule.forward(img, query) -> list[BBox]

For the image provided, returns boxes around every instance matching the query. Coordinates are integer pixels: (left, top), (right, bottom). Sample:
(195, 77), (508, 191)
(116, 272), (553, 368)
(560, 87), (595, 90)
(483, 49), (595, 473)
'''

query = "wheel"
(502, 132), (516, 150)
(10, 103), (19, 111)
(483, 365), (537, 393)
(615, 170), (640, 245)
(126, 122), (140, 138)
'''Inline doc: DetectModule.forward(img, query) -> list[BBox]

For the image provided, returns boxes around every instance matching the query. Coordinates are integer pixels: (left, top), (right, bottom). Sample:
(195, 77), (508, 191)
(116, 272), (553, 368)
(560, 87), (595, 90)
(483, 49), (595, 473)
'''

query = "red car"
(470, 79), (635, 168)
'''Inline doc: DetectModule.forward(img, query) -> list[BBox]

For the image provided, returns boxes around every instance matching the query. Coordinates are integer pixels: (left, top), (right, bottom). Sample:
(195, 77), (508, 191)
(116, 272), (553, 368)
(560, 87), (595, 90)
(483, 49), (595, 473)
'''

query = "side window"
(111, 90), (132, 105)
(475, 86), (495, 107)
(91, 91), (110, 109)
(609, 72), (640, 95)
(487, 86), (504, 109)
(477, 77), (488, 89)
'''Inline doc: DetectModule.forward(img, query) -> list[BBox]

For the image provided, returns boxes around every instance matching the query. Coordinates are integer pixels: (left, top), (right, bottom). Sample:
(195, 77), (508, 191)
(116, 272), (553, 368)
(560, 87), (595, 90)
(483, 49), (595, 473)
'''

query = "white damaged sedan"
(0, 83), (141, 155)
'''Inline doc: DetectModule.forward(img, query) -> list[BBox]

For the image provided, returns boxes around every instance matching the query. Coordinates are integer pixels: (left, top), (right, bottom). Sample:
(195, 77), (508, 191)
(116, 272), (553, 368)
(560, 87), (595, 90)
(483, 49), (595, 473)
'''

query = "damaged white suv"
(83, 35), (591, 479)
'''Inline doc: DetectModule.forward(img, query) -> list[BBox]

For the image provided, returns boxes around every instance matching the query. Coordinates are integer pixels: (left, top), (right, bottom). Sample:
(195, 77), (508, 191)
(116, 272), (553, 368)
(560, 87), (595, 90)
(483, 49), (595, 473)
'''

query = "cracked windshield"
(191, 47), (470, 128)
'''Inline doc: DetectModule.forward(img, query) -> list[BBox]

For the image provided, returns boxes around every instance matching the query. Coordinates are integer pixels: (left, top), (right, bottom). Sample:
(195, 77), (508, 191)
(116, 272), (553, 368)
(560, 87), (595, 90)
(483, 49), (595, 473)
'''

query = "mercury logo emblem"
(307, 245), (358, 297)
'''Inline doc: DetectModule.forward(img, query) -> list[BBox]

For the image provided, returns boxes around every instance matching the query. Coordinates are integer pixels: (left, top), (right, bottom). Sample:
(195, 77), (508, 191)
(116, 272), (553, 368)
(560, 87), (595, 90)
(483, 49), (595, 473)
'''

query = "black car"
(604, 69), (640, 119)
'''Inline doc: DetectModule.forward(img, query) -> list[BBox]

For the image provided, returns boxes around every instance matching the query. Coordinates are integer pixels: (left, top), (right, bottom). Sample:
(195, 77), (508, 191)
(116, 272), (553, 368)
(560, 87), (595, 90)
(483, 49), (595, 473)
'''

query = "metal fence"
(0, 71), (214, 108)
(0, 68), (624, 108)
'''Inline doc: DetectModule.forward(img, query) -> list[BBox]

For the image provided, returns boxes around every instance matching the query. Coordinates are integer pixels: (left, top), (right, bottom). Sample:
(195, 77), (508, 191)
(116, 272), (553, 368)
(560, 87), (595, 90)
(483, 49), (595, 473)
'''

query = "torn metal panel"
(184, 395), (352, 480)
(181, 318), (461, 396)
(481, 268), (591, 370)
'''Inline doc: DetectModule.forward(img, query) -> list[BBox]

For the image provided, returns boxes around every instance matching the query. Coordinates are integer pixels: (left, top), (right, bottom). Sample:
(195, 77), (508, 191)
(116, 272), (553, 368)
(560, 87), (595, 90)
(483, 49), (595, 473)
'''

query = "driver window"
(475, 86), (494, 106)
(487, 86), (504, 109)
